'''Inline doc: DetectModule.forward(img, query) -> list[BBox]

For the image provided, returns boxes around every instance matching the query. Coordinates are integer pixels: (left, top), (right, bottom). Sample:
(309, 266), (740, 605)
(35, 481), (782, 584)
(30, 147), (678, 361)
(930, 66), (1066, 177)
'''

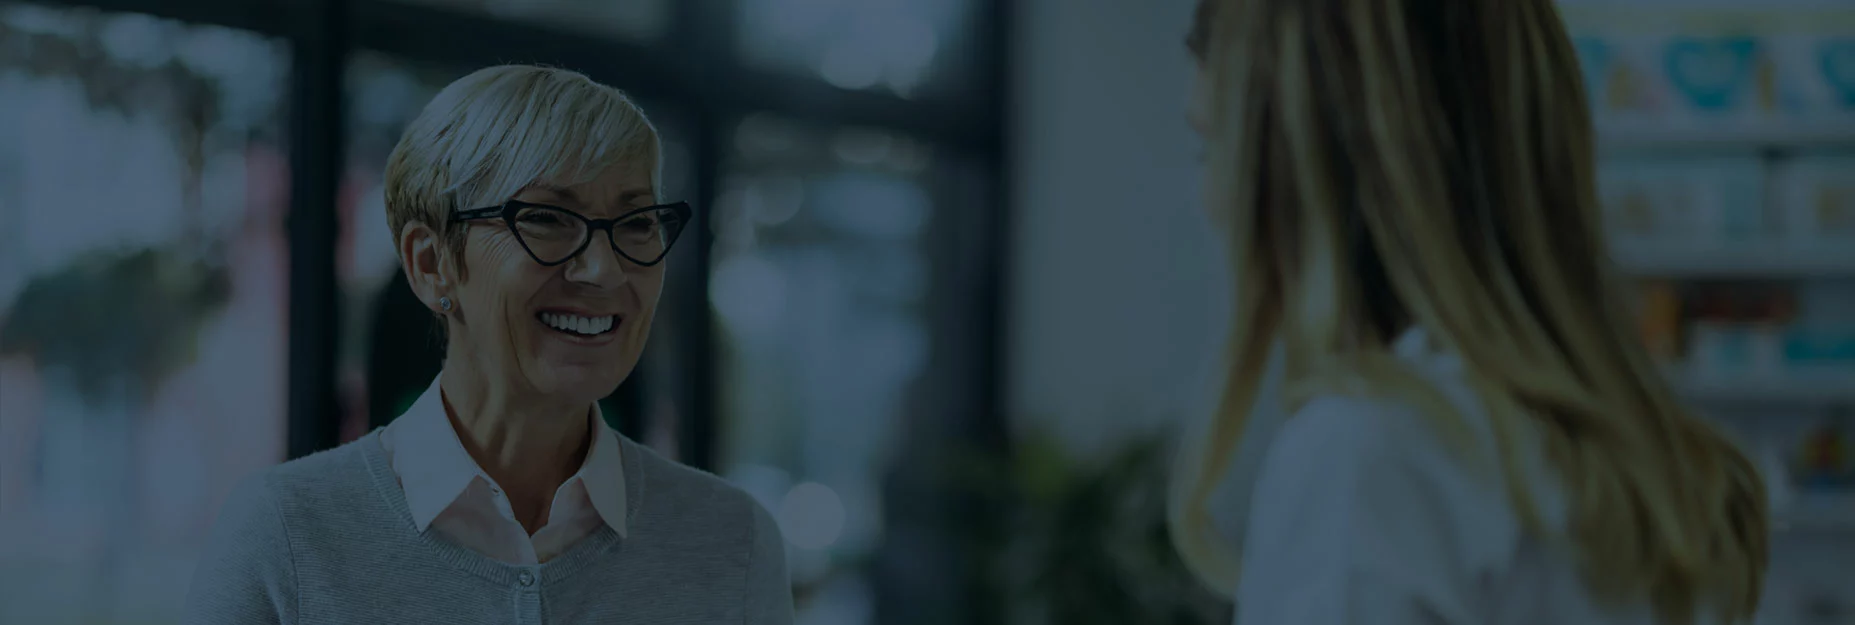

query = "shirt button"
(517, 570), (535, 587)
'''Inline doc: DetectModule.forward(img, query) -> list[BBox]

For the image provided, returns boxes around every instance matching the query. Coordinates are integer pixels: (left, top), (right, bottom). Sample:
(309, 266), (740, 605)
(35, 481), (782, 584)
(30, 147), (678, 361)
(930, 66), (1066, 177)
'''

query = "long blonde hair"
(1167, 0), (1769, 622)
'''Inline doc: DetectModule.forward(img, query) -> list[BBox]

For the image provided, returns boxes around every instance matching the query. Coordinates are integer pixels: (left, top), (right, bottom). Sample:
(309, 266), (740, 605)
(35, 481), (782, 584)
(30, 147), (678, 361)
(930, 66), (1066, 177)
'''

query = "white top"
(378, 377), (627, 565)
(1210, 328), (1728, 625)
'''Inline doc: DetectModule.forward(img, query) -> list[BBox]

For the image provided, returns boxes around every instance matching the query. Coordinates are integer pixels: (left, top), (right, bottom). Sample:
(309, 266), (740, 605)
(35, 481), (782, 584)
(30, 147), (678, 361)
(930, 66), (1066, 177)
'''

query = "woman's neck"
(437, 364), (591, 533)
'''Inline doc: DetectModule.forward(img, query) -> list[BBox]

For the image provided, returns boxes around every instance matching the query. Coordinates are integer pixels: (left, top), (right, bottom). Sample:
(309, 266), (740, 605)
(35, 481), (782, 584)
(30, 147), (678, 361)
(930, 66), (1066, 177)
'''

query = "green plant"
(954, 430), (1231, 625)
(1, 8), (246, 404)
(0, 245), (231, 404)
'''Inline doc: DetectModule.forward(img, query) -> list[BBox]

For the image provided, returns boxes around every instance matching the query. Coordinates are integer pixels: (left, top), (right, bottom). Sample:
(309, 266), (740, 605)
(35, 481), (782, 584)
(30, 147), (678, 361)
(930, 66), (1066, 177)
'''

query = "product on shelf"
(1783, 328), (1855, 369)
(1570, 23), (1769, 126)
(1681, 284), (1796, 375)
(1600, 157), (1769, 242)
(1758, 439), (1798, 518)
(1573, 33), (1668, 120)
(1768, 31), (1855, 120)
(1566, 6), (1855, 131)
(1687, 287), (1750, 374)
(1638, 281), (1683, 364)
(1774, 154), (1855, 241)
(1664, 34), (1771, 119)
(1749, 286), (1795, 372)
(1794, 412), (1853, 491)
(1785, 281), (1855, 369)
(1828, 37), (1855, 107)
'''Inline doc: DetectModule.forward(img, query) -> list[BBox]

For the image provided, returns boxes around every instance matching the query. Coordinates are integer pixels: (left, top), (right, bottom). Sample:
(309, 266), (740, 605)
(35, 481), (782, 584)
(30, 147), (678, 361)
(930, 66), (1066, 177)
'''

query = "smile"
(537, 311), (618, 337)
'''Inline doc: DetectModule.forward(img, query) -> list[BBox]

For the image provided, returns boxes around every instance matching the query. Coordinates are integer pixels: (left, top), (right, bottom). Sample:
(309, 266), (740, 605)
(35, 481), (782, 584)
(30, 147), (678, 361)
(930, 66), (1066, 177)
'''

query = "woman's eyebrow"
(523, 184), (579, 203)
(616, 189), (655, 206)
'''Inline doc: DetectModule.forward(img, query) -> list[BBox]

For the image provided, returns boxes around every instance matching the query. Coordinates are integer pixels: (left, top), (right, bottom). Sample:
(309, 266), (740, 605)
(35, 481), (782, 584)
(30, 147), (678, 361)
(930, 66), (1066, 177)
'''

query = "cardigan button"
(517, 570), (535, 587)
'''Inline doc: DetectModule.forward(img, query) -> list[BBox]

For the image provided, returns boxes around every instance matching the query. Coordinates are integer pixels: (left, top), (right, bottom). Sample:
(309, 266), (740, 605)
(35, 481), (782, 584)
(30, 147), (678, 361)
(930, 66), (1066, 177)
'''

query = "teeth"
(540, 312), (615, 335)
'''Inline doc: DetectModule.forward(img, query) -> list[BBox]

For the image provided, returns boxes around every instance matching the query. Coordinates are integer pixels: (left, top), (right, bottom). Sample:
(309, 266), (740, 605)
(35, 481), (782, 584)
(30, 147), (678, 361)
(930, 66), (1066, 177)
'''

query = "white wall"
(1006, 0), (1228, 455)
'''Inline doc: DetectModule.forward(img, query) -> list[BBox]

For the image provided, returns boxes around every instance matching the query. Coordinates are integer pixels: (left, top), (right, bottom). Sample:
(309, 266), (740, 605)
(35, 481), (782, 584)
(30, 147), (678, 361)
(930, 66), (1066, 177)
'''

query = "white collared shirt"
(378, 378), (627, 565)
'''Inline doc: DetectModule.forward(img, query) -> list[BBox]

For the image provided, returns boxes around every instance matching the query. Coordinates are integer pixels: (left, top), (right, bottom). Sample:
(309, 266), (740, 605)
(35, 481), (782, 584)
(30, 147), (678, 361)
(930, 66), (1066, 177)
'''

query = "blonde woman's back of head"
(1170, 0), (1769, 622)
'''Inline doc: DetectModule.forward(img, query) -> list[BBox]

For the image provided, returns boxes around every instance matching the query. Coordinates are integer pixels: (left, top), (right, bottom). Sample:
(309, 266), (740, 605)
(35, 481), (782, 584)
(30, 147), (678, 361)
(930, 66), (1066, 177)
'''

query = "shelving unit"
(1675, 371), (1855, 405)
(1572, 5), (1855, 583)
(1612, 241), (1855, 278)
(1598, 123), (1855, 153)
(1776, 494), (1855, 534)
(1776, 514), (1855, 534)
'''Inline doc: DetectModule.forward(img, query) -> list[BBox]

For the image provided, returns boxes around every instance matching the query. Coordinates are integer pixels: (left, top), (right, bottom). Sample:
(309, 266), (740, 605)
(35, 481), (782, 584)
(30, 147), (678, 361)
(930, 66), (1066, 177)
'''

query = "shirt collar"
(574, 405), (629, 537)
(384, 377), (628, 537)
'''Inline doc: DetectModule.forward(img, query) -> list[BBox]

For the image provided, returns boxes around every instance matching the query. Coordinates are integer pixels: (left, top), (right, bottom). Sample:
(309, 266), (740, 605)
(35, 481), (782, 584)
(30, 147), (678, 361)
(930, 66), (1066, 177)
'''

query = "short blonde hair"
(383, 64), (663, 276)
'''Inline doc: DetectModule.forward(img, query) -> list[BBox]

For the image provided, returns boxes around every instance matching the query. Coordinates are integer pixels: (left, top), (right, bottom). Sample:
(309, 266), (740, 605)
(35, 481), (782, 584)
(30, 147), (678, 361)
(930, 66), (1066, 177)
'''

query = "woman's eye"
(619, 217), (657, 232)
(519, 212), (566, 225)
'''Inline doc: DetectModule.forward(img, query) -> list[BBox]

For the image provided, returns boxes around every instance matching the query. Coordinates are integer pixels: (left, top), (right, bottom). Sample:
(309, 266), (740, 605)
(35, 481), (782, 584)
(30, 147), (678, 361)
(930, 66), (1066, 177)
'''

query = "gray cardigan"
(182, 430), (794, 624)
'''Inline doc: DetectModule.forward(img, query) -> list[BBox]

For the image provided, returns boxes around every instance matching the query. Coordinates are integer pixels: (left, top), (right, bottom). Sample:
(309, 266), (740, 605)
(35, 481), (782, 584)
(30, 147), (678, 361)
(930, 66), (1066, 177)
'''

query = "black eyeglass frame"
(451, 200), (694, 268)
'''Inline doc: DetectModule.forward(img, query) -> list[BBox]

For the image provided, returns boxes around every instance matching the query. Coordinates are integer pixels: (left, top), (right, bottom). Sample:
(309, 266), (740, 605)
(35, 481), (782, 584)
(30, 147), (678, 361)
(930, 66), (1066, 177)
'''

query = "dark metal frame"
(284, 0), (347, 459)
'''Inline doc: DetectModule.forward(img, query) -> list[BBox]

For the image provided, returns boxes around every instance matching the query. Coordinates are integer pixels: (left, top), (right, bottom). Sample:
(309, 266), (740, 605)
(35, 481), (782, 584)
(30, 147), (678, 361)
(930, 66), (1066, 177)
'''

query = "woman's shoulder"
(190, 435), (390, 622)
(216, 433), (388, 529)
(1264, 390), (1541, 501)
(1208, 393), (1474, 531)
(1255, 392), (1538, 558)
(1265, 394), (1469, 481)
(616, 440), (793, 613)
(257, 432), (377, 490)
(621, 437), (778, 531)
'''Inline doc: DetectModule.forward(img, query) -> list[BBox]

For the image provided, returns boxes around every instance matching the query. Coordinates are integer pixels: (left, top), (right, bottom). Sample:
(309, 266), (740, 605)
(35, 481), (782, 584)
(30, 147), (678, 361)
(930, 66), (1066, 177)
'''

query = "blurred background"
(0, 0), (1850, 624)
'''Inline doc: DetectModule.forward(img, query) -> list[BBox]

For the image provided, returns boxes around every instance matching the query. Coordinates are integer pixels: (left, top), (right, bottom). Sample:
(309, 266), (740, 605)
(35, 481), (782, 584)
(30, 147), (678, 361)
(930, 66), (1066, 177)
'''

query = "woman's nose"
(564, 240), (630, 288)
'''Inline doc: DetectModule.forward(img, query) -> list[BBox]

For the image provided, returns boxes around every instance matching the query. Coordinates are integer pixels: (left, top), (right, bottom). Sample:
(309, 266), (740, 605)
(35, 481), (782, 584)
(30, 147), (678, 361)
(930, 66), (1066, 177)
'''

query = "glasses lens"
(611, 206), (688, 264)
(512, 205), (589, 264)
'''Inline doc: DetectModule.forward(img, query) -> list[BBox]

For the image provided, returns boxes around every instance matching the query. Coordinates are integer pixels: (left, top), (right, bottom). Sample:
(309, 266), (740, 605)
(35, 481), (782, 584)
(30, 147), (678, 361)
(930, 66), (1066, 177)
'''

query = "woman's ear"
(399, 222), (451, 313)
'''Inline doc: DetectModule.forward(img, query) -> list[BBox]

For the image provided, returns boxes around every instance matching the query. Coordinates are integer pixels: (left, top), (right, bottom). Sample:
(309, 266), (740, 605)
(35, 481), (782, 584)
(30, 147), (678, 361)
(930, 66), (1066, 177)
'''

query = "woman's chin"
(528, 361), (630, 401)
(520, 332), (639, 400)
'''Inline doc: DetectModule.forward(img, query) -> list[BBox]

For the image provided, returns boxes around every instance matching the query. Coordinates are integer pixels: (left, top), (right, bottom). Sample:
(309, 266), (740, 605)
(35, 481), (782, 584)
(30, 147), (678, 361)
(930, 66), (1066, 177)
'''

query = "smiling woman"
(185, 64), (795, 625)
(0, 6), (290, 624)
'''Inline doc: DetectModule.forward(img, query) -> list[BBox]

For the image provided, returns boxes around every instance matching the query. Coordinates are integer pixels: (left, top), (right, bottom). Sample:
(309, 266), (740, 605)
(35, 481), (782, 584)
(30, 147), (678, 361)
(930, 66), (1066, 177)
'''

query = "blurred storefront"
(0, 1), (1006, 623)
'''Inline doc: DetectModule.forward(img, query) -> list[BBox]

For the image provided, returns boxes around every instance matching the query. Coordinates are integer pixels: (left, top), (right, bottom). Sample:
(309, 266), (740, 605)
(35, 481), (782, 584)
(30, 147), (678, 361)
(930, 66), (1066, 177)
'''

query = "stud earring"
(439, 297), (453, 311)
